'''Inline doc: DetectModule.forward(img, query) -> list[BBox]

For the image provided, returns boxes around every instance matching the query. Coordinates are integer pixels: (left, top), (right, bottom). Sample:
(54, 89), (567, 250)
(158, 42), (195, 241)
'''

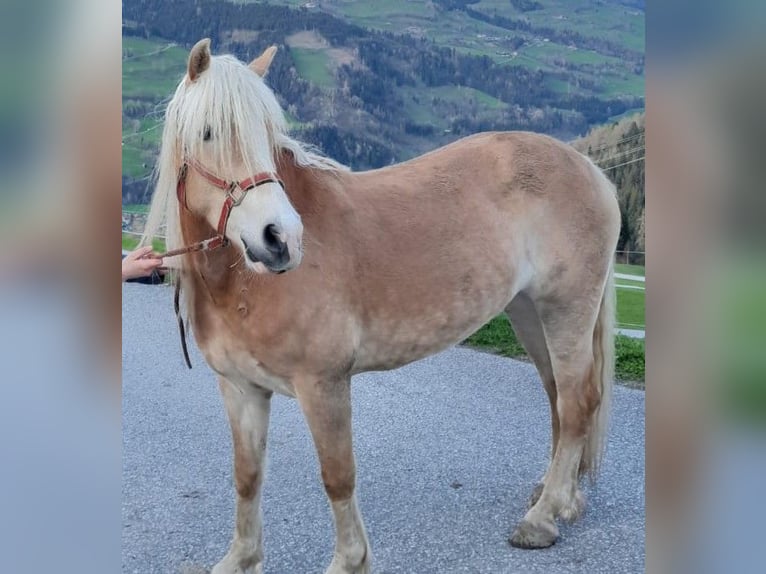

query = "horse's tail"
(581, 260), (615, 480)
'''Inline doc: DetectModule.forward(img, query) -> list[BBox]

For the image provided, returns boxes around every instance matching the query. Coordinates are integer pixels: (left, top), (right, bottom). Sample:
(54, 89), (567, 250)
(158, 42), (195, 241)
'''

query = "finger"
(138, 260), (157, 271)
(134, 246), (154, 258)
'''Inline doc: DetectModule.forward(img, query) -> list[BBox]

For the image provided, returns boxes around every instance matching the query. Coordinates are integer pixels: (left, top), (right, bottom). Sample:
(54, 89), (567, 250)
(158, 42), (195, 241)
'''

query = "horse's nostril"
(263, 224), (288, 257)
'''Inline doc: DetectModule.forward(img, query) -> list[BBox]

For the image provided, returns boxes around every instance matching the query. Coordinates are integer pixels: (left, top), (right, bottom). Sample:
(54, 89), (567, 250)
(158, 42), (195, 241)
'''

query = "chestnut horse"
(142, 39), (620, 574)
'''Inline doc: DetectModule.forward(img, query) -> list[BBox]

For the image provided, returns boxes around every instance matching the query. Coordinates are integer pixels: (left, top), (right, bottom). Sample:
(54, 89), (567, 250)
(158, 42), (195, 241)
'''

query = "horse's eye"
(203, 126), (212, 141)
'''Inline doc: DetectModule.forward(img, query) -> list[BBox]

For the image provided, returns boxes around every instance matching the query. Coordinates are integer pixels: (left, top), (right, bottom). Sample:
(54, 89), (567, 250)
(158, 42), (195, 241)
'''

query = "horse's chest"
(198, 333), (296, 397)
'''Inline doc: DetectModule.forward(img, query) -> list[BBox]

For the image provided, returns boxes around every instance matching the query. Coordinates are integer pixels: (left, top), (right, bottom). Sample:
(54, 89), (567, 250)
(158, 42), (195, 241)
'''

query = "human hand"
(122, 246), (164, 281)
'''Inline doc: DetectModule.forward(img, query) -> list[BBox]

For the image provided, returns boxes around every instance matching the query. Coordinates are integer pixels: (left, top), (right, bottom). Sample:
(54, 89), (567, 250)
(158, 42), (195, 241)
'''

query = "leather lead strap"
(174, 279), (192, 369)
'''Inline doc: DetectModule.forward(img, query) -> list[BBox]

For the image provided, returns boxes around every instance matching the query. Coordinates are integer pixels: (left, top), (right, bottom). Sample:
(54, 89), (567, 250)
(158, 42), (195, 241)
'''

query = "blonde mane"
(141, 52), (344, 258)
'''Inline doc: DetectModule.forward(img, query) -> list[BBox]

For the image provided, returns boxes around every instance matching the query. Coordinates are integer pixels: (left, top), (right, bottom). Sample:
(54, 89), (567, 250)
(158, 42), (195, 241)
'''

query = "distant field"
(400, 83), (507, 129)
(122, 233), (165, 252)
(309, 0), (644, 99)
(343, 0), (432, 21)
(616, 288), (645, 329)
(122, 37), (187, 99)
(237, 1), (644, 100)
(290, 47), (335, 87)
(122, 37), (187, 180)
(123, 204), (150, 213)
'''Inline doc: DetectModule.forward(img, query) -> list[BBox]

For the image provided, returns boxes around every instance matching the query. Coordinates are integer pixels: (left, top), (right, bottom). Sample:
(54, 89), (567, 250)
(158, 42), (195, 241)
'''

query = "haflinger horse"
(142, 39), (620, 574)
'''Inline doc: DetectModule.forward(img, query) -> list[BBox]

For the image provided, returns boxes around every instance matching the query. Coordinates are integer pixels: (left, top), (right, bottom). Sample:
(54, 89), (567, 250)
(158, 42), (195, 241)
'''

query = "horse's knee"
(322, 464), (356, 501)
(234, 470), (261, 500)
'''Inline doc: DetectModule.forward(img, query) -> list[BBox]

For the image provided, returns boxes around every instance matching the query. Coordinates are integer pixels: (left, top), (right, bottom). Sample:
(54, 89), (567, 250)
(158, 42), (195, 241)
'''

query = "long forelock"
(171, 54), (286, 175)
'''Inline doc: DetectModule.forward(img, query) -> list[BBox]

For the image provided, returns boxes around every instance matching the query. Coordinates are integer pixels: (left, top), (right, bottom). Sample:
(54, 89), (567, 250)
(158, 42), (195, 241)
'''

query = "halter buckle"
(226, 182), (249, 207)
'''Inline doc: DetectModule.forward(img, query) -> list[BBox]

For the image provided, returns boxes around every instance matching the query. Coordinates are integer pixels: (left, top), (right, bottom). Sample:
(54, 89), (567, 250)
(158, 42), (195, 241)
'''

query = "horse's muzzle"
(241, 226), (291, 273)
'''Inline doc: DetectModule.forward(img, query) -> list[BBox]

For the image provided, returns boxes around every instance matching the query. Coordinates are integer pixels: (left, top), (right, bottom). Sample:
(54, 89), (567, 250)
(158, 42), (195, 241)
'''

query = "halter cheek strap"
(159, 158), (284, 259)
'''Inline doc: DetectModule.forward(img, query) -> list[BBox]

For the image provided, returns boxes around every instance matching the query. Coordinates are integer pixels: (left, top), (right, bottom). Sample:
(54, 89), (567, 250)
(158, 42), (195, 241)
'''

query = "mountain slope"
(122, 0), (644, 201)
(243, 0), (644, 99)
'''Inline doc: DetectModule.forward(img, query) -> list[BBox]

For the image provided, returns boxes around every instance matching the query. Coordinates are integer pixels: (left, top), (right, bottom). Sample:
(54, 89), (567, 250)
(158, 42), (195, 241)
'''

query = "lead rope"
(174, 278), (193, 369)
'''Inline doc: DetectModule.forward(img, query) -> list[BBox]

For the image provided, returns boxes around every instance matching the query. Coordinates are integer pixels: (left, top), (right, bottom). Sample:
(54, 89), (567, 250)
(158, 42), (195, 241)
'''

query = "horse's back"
(353, 131), (613, 207)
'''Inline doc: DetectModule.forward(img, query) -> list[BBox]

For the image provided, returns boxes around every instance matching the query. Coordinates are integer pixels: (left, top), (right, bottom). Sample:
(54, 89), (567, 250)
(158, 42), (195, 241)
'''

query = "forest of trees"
(573, 113), (645, 255)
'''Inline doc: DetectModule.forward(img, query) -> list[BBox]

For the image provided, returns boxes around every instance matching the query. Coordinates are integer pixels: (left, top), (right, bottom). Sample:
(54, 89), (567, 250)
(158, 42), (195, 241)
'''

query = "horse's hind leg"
(505, 293), (557, 508)
(296, 377), (371, 574)
(509, 287), (608, 549)
(212, 378), (272, 574)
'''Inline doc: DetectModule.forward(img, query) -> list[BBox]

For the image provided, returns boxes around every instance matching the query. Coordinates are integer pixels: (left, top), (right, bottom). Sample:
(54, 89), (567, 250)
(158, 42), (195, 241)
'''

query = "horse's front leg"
(212, 377), (272, 574)
(296, 377), (371, 574)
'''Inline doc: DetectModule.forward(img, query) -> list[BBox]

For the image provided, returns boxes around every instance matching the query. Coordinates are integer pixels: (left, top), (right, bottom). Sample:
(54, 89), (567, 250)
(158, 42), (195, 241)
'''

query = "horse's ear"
(249, 45), (277, 77)
(188, 38), (212, 82)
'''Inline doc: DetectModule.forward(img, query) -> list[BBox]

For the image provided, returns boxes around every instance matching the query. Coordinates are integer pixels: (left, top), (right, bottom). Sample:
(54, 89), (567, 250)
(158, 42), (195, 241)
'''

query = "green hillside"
(242, 0), (644, 99)
(122, 38), (189, 180)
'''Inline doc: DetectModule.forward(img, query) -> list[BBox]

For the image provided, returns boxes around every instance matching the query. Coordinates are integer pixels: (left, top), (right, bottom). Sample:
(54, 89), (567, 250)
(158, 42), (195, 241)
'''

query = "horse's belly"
(353, 299), (505, 373)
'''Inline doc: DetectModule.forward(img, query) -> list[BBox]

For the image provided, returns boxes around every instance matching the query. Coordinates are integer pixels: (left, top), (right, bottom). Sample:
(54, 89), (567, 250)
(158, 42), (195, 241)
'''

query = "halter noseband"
(159, 157), (284, 259)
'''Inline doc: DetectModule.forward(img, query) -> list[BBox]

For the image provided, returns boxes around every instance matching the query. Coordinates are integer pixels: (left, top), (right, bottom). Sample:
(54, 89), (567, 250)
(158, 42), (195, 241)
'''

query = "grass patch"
(615, 263), (645, 277)
(342, 0), (432, 20)
(432, 85), (507, 109)
(463, 315), (527, 358)
(122, 234), (165, 252)
(463, 313), (644, 386)
(123, 204), (149, 213)
(616, 288), (645, 329)
(290, 48), (334, 87)
(600, 74), (645, 98)
(616, 278), (645, 289)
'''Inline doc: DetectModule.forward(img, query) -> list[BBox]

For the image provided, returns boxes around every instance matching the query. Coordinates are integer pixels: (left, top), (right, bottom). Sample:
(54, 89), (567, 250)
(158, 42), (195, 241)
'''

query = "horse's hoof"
(509, 519), (558, 549)
(324, 564), (369, 574)
(324, 553), (370, 574)
(211, 558), (262, 574)
(527, 483), (545, 509)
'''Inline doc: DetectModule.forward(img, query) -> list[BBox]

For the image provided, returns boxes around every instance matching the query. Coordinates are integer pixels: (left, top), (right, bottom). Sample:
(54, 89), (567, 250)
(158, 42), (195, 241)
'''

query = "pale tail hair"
(581, 161), (617, 480)
(581, 260), (615, 480)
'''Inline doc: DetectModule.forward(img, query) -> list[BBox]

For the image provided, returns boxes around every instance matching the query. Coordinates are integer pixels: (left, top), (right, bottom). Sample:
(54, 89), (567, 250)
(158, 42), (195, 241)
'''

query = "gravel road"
(123, 283), (645, 574)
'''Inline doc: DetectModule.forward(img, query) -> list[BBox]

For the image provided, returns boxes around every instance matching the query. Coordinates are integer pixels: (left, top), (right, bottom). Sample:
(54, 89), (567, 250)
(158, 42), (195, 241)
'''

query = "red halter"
(159, 157), (284, 258)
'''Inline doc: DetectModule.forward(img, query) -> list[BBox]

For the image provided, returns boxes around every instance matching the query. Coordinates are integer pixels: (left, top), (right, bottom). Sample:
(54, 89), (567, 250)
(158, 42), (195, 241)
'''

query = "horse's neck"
(277, 152), (343, 212)
(276, 152), (354, 243)
(179, 210), (241, 289)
